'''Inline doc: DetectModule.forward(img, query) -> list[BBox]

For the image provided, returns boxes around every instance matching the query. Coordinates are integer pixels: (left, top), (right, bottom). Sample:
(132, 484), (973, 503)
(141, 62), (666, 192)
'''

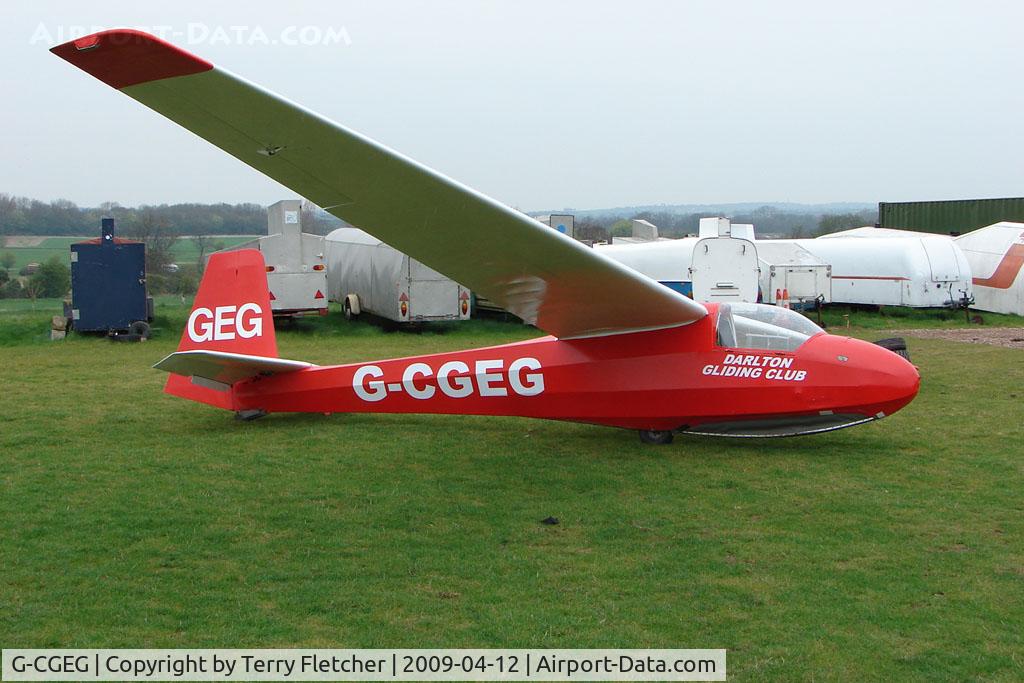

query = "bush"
(147, 266), (198, 295)
(0, 279), (25, 299)
(172, 264), (199, 295)
(173, 272), (198, 296)
(28, 256), (70, 298)
(0, 268), (8, 286)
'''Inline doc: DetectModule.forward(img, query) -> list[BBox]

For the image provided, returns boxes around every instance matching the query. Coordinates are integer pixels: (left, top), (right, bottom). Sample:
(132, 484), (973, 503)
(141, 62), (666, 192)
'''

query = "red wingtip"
(50, 29), (212, 89)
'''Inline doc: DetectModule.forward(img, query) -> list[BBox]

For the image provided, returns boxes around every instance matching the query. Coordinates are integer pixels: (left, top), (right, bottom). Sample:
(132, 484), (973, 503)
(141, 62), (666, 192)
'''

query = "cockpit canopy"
(716, 302), (824, 352)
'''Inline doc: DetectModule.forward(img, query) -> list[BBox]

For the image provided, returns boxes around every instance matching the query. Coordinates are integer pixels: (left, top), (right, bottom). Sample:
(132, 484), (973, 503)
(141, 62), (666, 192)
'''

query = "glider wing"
(53, 30), (708, 338)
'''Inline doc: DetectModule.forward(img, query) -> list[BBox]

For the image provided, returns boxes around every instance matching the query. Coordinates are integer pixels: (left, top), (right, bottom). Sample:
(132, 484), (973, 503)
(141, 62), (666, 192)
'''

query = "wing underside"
(52, 30), (708, 338)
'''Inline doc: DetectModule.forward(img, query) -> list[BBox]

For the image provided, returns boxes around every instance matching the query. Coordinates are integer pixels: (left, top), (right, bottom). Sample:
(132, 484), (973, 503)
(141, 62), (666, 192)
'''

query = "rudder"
(166, 249), (276, 407)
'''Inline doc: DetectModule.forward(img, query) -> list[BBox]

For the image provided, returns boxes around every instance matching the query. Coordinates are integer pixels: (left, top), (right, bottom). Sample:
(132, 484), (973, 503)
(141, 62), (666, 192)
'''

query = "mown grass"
(0, 297), (196, 346)
(1, 303), (1022, 681)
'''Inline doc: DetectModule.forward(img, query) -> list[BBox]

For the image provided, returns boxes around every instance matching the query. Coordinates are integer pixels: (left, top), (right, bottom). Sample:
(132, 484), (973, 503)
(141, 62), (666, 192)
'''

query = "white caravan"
(325, 227), (471, 323)
(212, 200), (328, 316)
(595, 218), (759, 302)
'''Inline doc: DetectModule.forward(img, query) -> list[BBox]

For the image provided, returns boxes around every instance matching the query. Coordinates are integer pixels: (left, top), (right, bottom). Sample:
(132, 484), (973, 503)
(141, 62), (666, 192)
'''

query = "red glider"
(52, 30), (920, 443)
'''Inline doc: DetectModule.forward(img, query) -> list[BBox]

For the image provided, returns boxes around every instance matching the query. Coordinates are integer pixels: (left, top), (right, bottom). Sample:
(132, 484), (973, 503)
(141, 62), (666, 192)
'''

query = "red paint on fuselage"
(230, 309), (919, 432)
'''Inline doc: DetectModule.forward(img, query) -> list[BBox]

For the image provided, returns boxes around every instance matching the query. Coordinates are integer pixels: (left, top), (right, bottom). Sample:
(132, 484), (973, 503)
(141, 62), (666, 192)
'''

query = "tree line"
(3, 194), (876, 241)
(0, 195), (342, 237)
(572, 206), (878, 242)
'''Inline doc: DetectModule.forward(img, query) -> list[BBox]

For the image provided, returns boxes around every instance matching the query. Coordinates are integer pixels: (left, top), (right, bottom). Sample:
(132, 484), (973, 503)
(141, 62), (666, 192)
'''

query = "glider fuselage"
(227, 313), (919, 437)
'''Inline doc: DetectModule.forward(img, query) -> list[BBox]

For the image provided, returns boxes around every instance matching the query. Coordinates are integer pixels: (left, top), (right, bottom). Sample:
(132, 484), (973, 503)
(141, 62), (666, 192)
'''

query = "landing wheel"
(638, 429), (674, 445)
(343, 298), (356, 321)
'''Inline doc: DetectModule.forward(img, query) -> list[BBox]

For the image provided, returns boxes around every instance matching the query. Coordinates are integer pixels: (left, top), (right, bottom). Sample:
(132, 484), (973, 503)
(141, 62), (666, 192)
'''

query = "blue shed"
(69, 218), (153, 337)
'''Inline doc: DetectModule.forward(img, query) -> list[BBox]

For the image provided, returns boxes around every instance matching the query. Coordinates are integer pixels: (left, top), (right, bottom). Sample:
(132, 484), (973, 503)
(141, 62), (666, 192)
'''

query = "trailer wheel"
(343, 295), (360, 320)
(638, 429), (674, 445)
(129, 320), (152, 340)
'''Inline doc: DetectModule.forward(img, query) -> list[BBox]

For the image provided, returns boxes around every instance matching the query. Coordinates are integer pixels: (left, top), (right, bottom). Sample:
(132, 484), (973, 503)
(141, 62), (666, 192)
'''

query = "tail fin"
(163, 249), (277, 408)
(176, 249), (276, 356)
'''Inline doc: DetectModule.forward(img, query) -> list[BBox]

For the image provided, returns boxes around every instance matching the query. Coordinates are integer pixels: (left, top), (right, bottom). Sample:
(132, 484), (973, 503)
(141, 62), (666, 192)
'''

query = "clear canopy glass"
(715, 302), (824, 352)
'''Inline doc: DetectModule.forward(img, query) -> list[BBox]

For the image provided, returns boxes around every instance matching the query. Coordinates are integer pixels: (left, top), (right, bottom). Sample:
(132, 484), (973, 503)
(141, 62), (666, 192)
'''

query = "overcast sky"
(3, 0), (1023, 211)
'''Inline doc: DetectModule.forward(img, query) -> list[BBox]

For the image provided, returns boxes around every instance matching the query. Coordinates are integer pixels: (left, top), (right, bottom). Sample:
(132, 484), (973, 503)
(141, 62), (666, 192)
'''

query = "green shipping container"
(878, 197), (1024, 235)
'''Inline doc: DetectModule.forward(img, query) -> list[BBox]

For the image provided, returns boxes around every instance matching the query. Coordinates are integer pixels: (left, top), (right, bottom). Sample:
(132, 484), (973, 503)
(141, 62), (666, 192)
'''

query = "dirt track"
(2, 236), (47, 247)
(893, 328), (1024, 350)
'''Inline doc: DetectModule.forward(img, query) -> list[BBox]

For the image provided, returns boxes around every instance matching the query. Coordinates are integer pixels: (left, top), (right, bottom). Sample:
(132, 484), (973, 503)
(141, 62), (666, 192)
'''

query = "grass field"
(814, 304), (1024, 330)
(0, 236), (258, 270)
(1, 301), (1022, 680)
(169, 236), (259, 264)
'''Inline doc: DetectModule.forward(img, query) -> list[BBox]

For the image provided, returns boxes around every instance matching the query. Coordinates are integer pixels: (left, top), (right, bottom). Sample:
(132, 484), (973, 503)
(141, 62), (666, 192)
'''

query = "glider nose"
(852, 337), (921, 417)
(886, 352), (920, 413)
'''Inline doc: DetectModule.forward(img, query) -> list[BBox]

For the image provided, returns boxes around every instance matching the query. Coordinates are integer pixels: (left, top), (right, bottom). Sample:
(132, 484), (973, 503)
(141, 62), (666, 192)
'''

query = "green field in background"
(169, 236), (259, 264)
(0, 236), (259, 270)
(1, 302), (1022, 680)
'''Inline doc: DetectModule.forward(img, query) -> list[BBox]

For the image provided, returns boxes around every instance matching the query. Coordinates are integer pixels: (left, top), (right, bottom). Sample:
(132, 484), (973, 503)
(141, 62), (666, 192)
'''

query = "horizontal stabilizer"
(153, 350), (314, 386)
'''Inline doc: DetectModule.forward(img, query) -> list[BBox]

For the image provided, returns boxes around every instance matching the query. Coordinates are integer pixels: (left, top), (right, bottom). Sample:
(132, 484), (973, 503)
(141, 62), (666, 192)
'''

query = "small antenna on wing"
(258, 145), (285, 157)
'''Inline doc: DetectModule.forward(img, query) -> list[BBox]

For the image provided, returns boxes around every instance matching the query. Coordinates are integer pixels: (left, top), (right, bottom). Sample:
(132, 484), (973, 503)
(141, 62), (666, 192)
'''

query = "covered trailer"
(791, 231), (972, 307)
(214, 200), (327, 316)
(595, 218), (760, 302)
(955, 222), (1024, 316)
(325, 227), (471, 323)
(68, 218), (153, 338)
(755, 241), (832, 307)
(817, 226), (932, 239)
(818, 224), (1022, 315)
